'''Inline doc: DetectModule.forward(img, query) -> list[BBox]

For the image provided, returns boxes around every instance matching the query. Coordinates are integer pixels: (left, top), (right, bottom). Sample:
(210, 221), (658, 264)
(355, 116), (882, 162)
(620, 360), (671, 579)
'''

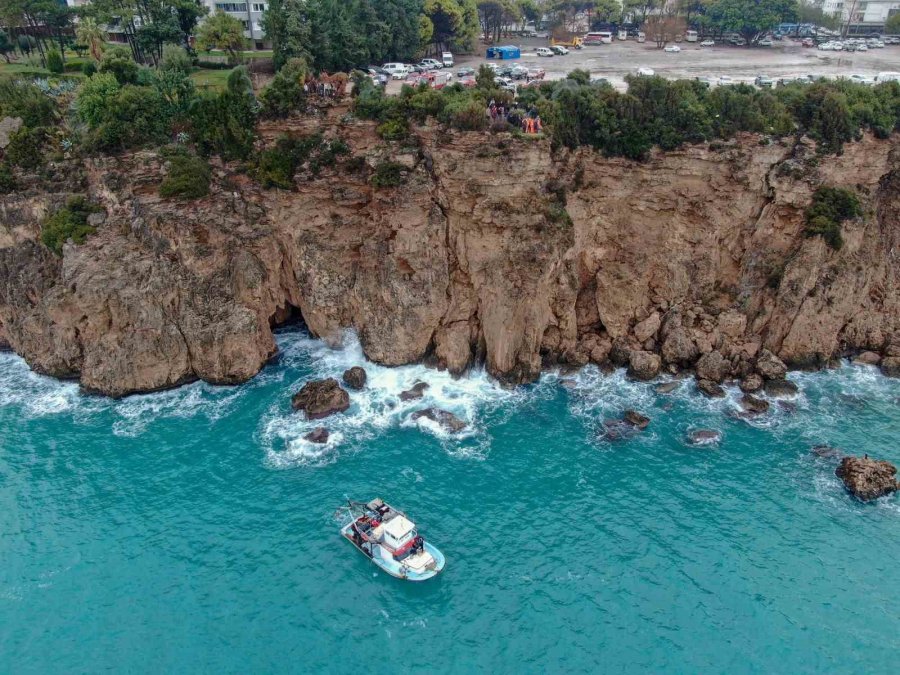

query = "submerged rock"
(304, 427), (329, 444)
(342, 366), (367, 390)
(835, 456), (899, 501)
(399, 381), (429, 401)
(410, 407), (467, 433)
(601, 419), (638, 441)
(623, 410), (651, 429)
(755, 349), (788, 380)
(291, 378), (350, 419)
(697, 379), (725, 398)
(811, 445), (842, 459)
(740, 393), (770, 414)
(655, 381), (680, 394)
(627, 350), (661, 381)
(763, 378), (799, 398)
(739, 373), (764, 393)
(687, 429), (721, 446)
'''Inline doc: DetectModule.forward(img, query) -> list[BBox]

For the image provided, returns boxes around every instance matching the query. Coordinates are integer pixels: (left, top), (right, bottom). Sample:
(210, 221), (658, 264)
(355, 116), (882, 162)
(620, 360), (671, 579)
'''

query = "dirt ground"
(388, 38), (900, 93)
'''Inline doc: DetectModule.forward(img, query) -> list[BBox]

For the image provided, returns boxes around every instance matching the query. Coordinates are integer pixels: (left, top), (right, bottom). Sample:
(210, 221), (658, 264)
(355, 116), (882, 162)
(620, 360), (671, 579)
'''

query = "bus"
(685, 30), (699, 42)
(584, 31), (613, 45)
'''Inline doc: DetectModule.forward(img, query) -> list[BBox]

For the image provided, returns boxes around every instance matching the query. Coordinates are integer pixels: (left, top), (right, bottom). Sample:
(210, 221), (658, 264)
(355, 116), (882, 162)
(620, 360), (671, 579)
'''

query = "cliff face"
(1, 116), (898, 396)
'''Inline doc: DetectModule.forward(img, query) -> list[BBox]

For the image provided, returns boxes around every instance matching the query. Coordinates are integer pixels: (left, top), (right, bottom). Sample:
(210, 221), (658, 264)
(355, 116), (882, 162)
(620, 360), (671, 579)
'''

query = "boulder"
(755, 349), (787, 380)
(739, 373), (764, 393)
(687, 429), (721, 446)
(655, 381), (680, 394)
(601, 419), (638, 441)
(695, 350), (730, 383)
(852, 351), (881, 366)
(627, 350), (661, 381)
(763, 378), (798, 397)
(291, 378), (350, 419)
(835, 456), (899, 501)
(740, 393), (769, 414)
(633, 312), (661, 343)
(697, 379), (725, 398)
(410, 408), (467, 433)
(0, 116), (23, 150)
(623, 410), (650, 429)
(342, 366), (367, 390)
(880, 357), (900, 378)
(661, 327), (698, 366)
(304, 427), (330, 444)
(399, 381), (429, 401)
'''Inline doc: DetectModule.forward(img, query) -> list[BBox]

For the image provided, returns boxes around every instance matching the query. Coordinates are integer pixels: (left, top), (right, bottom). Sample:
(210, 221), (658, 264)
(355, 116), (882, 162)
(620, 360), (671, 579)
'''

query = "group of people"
(487, 99), (543, 134)
(303, 72), (348, 99)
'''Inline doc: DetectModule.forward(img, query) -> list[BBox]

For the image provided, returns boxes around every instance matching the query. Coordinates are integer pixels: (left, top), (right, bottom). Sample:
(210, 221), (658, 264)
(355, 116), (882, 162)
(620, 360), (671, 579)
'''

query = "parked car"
(367, 67), (389, 86)
(849, 74), (875, 85)
(456, 66), (475, 78)
(536, 47), (554, 57)
(876, 71), (900, 82)
(420, 58), (443, 69)
(636, 67), (655, 76)
(509, 65), (530, 79)
(382, 63), (410, 79)
(527, 67), (545, 80)
(756, 38), (773, 47)
(717, 75), (733, 86)
(458, 75), (477, 88)
(664, 45), (681, 53)
(700, 39), (715, 47)
(754, 75), (774, 88)
(520, 30), (537, 37)
(728, 37), (746, 46)
(441, 52), (454, 67)
(802, 38), (814, 47)
(496, 76), (517, 93)
(551, 45), (569, 55)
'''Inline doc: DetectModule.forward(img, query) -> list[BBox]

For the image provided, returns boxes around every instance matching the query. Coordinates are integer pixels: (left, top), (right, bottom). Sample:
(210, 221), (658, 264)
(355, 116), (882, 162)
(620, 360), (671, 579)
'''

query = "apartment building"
(821, 0), (900, 32)
(202, 1), (269, 48)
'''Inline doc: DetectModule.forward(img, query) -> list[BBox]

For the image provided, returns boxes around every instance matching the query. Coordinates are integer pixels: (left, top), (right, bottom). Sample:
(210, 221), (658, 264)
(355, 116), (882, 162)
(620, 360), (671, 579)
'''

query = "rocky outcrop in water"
(687, 429), (721, 445)
(291, 378), (350, 419)
(304, 427), (330, 443)
(1, 114), (899, 396)
(342, 366), (367, 390)
(410, 408), (467, 433)
(835, 456), (899, 501)
(399, 382), (429, 401)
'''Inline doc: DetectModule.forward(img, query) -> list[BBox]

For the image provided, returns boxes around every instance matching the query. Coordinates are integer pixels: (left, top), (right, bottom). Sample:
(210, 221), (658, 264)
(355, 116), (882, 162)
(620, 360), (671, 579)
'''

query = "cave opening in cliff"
(269, 302), (307, 332)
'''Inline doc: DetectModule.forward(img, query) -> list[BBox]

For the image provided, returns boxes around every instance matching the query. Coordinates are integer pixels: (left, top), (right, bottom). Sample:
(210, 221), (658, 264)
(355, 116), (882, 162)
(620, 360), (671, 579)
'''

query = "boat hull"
(341, 523), (445, 581)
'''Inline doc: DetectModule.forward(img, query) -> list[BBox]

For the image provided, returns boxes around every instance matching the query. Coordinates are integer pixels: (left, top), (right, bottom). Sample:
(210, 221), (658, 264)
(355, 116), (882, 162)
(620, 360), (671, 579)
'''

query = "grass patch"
(190, 68), (235, 92)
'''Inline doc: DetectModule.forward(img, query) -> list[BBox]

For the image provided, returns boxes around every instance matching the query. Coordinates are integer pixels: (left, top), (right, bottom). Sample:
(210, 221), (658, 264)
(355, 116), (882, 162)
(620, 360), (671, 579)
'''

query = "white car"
(849, 74), (875, 85)
(717, 75), (733, 86)
(757, 38), (773, 47)
(420, 58), (443, 69)
(636, 67), (655, 76)
(382, 62), (411, 79)
(536, 47), (554, 57)
(551, 45), (569, 55)
(700, 39), (715, 47)
(664, 45), (681, 53)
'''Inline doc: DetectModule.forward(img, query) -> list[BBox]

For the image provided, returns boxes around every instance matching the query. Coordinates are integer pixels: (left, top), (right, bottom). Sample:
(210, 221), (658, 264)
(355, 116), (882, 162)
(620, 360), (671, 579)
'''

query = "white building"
(201, 1), (270, 48)
(822, 0), (900, 33)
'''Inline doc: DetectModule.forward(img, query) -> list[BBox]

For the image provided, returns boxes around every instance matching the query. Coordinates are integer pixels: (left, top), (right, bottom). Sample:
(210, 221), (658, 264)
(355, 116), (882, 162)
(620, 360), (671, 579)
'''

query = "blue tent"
(486, 45), (521, 60)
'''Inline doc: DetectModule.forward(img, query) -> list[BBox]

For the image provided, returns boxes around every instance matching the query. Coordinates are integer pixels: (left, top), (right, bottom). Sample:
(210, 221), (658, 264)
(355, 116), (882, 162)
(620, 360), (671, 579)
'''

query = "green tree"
(886, 13), (900, 36)
(75, 17), (106, 61)
(0, 29), (14, 63)
(262, 0), (312, 70)
(46, 47), (63, 73)
(424, 0), (480, 53)
(593, 0), (622, 24)
(702, 0), (798, 45)
(196, 9), (247, 64)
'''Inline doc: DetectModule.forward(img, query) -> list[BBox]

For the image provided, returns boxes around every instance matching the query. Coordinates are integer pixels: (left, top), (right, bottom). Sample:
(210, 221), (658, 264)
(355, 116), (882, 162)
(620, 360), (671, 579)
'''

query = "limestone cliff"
(1, 115), (898, 396)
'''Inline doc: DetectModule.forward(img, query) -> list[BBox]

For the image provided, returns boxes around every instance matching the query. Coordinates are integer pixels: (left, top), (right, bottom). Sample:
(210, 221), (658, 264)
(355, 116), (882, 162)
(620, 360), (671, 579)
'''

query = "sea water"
(1, 327), (898, 673)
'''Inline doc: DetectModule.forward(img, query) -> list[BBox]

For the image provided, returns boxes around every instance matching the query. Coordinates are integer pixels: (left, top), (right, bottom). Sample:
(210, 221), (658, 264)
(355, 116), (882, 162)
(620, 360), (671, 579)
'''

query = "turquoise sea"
(1, 327), (899, 673)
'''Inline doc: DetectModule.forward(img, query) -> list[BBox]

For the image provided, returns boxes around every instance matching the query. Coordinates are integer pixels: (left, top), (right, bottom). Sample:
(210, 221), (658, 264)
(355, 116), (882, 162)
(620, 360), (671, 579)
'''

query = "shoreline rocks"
(623, 410), (650, 430)
(291, 378), (350, 419)
(763, 379), (799, 398)
(687, 429), (721, 446)
(304, 427), (330, 443)
(697, 379), (725, 398)
(740, 393), (770, 414)
(835, 455), (899, 501)
(881, 357), (900, 378)
(399, 381), (429, 401)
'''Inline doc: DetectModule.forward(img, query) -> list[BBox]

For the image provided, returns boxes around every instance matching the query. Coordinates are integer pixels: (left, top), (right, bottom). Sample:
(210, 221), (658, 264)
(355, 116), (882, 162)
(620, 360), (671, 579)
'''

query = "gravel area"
(387, 39), (900, 93)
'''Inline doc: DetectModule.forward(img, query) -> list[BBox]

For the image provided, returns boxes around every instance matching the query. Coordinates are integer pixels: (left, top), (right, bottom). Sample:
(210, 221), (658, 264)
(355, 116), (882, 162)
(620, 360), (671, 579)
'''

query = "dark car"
(456, 66), (475, 78)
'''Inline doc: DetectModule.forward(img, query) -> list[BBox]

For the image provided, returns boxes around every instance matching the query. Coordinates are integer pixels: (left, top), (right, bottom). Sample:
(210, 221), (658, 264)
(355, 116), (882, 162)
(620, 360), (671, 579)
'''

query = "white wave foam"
(260, 330), (527, 467)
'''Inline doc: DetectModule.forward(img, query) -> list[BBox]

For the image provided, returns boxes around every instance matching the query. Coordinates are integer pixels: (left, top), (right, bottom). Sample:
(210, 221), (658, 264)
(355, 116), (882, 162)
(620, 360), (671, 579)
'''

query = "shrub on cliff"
(0, 80), (56, 128)
(0, 162), (15, 193)
(159, 153), (211, 199)
(189, 67), (257, 160)
(259, 58), (308, 119)
(371, 161), (405, 188)
(41, 196), (103, 255)
(256, 133), (348, 188)
(82, 85), (168, 151)
(46, 49), (64, 74)
(804, 186), (861, 250)
(4, 126), (48, 169)
(98, 46), (140, 85)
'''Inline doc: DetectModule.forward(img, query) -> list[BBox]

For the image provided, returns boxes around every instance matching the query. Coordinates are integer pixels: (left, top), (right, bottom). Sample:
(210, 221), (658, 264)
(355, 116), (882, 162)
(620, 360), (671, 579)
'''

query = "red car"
(527, 68), (546, 80)
(802, 38), (814, 47)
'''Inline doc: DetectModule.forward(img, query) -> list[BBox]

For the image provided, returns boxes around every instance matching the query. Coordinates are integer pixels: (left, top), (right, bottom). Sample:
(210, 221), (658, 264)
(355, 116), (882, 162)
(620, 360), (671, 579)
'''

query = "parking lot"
(387, 38), (900, 93)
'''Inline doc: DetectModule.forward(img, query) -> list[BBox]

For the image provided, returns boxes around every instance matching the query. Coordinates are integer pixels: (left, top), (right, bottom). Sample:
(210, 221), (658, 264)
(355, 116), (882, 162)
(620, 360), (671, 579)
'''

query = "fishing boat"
(340, 498), (445, 581)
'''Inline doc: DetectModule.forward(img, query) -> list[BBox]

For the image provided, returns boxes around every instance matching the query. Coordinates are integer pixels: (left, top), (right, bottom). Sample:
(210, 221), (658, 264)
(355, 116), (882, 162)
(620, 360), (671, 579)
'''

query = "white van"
(618, 29), (627, 41)
(875, 71), (900, 82)
(382, 62), (410, 79)
(536, 47), (555, 57)
(442, 52), (454, 67)
(685, 30), (699, 42)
